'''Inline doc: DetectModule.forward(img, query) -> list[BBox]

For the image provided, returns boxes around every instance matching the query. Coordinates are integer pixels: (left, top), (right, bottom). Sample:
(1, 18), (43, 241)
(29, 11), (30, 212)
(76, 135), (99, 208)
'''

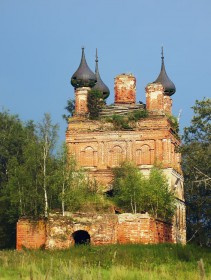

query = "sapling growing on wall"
(112, 162), (175, 221)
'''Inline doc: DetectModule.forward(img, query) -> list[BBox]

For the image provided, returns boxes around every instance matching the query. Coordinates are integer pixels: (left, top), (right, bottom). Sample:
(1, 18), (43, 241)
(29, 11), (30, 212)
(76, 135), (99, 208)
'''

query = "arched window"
(136, 144), (151, 165)
(109, 145), (123, 167)
(80, 146), (96, 167)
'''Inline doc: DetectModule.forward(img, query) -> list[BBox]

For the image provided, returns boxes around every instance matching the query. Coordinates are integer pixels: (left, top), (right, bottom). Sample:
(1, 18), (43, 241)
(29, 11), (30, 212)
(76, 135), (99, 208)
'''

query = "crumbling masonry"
(17, 48), (186, 249)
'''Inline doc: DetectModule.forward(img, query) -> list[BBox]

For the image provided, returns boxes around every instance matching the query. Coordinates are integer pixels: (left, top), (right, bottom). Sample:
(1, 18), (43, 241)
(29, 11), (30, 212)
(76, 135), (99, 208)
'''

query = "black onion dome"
(154, 47), (176, 96)
(71, 47), (96, 89)
(92, 49), (110, 99)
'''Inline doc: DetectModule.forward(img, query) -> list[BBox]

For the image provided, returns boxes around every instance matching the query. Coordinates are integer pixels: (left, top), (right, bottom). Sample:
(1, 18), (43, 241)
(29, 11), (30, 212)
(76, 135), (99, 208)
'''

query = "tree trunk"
(62, 182), (65, 216)
(43, 147), (48, 218)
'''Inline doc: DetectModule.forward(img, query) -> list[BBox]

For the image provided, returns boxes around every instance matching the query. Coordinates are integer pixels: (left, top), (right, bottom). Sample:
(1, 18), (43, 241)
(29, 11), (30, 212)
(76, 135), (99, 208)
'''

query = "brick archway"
(72, 230), (90, 245)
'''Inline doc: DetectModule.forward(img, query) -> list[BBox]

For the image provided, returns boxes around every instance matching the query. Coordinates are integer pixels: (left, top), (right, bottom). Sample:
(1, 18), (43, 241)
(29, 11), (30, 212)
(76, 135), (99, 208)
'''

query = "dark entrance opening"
(72, 230), (90, 245)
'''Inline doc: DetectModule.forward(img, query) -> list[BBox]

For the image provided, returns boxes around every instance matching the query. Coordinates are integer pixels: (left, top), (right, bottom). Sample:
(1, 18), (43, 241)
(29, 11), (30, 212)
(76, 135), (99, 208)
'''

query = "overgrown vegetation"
(54, 150), (112, 214)
(106, 114), (131, 129)
(0, 244), (211, 279)
(105, 109), (148, 130)
(0, 109), (175, 248)
(0, 110), (112, 249)
(128, 109), (148, 121)
(87, 89), (104, 119)
(112, 162), (175, 221)
(167, 114), (179, 134)
(0, 97), (210, 249)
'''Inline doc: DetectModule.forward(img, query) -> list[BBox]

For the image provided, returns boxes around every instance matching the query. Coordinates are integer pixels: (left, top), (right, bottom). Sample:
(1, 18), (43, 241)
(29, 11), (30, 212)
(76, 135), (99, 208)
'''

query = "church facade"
(16, 48), (186, 249)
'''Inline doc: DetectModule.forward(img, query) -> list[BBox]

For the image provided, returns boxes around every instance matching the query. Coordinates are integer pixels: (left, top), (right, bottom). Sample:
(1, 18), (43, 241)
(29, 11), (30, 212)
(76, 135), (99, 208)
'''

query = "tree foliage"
(112, 162), (144, 213)
(0, 112), (26, 247)
(64, 177), (111, 213)
(0, 111), (60, 248)
(54, 146), (112, 214)
(0, 110), (112, 248)
(182, 98), (211, 246)
(112, 162), (175, 221)
(63, 99), (75, 122)
(87, 89), (104, 119)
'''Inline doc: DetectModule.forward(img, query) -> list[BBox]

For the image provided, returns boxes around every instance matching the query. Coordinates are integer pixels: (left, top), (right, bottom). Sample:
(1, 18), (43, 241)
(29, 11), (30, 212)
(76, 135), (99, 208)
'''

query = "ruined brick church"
(17, 48), (186, 249)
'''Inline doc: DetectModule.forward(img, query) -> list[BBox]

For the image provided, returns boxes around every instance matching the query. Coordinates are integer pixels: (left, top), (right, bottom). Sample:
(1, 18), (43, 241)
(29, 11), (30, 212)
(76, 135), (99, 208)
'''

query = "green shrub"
(128, 109), (148, 121)
(167, 114), (179, 133)
(65, 177), (113, 213)
(109, 115), (131, 130)
(105, 110), (148, 130)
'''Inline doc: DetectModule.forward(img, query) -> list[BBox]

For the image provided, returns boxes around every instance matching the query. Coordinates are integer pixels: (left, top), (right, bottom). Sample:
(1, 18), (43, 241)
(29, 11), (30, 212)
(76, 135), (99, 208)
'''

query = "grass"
(0, 244), (210, 279)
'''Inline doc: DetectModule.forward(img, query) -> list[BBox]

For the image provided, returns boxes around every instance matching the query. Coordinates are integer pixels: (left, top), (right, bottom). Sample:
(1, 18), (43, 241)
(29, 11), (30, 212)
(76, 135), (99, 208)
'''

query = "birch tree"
(38, 113), (58, 217)
(55, 144), (77, 216)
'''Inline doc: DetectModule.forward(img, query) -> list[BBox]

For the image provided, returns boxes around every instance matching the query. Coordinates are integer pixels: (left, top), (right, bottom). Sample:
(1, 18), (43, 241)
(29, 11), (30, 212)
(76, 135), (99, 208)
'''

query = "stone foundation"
(17, 213), (174, 250)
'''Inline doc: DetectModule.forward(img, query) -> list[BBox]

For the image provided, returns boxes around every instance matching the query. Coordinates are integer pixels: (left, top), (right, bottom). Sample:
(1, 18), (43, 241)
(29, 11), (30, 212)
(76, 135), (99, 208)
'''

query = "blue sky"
(0, 1), (210, 143)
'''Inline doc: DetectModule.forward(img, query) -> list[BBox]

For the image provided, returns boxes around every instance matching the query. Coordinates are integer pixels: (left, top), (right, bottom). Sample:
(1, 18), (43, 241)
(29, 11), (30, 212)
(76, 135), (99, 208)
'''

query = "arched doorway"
(72, 230), (90, 245)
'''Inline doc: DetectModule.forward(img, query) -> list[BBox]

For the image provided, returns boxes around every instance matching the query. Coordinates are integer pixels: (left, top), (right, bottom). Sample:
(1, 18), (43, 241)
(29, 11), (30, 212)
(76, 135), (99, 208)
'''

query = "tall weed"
(0, 244), (210, 280)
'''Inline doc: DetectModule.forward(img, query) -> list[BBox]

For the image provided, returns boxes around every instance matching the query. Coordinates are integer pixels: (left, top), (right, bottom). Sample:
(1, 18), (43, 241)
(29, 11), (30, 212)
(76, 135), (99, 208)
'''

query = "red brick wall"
(118, 214), (172, 244)
(16, 219), (46, 250)
(66, 116), (182, 182)
(118, 214), (152, 244)
(114, 74), (136, 104)
(149, 219), (173, 243)
(17, 214), (173, 250)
